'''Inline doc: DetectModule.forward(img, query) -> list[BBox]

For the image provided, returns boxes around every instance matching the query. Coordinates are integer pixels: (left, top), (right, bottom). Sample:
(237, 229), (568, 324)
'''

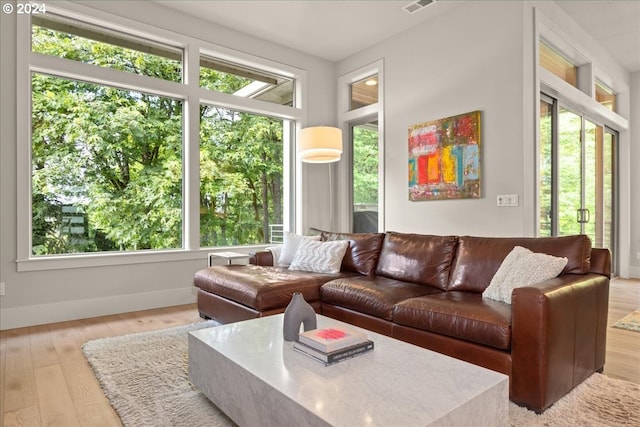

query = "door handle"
(576, 208), (590, 224)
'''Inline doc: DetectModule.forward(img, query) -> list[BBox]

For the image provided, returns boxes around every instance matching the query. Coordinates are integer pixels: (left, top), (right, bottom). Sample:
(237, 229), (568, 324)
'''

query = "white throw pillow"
(482, 246), (568, 304)
(277, 232), (320, 267)
(266, 245), (283, 266)
(288, 239), (349, 274)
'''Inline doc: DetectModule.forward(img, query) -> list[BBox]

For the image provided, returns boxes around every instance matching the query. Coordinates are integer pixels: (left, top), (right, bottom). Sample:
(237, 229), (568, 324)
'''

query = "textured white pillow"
(288, 239), (349, 274)
(278, 232), (320, 267)
(482, 246), (568, 304)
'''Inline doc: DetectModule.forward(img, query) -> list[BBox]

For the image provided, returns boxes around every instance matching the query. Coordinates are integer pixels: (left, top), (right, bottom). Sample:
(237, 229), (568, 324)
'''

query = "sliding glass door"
(539, 95), (617, 268)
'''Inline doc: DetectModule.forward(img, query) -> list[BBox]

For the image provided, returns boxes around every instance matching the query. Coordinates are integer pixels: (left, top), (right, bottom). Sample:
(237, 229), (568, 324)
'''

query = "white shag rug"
(83, 322), (640, 427)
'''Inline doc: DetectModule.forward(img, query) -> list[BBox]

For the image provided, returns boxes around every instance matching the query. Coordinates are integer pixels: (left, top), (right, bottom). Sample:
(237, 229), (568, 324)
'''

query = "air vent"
(403, 0), (436, 14)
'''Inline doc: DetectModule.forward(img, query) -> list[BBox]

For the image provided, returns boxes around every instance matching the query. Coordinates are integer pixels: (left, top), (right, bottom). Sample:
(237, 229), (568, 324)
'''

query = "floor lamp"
(298, 126), (343, 230)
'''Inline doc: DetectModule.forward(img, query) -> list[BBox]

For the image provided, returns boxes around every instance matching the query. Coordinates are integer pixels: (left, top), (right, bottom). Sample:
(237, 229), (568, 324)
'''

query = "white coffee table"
(207, 251), (249, 266)
(189, 314), (508, 427)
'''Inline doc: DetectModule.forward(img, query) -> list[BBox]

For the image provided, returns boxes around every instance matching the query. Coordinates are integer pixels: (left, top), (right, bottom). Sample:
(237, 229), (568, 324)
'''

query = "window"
(339, 62), (384, 233)
(595, 81), (616, 112)
(538, 98), (553, 237)
(31, 16), (184, 255)
(22, 8), (301, 264)
(538, 95), (617, 264)
(32, 15), (182, 83)
(31, 74), (183, 254)
(350, 75), (378, 110)
(536, 12), (628, 276)
(200, 55), (294, 106)
(539, 40), (577, 87)
(352, 122), (379, 233)
(200, 106), (284, 246)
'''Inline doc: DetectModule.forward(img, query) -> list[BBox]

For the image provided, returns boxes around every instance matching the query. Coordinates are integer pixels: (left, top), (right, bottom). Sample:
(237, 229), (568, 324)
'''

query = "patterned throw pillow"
(482, 246), (568, 304)
(277, 232), (321, 267)
(288, 239), (349, 274)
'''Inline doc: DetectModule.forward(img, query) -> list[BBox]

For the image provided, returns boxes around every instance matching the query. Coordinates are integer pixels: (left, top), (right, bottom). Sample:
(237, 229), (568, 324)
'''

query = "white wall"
(337, 1), (638, 277)
(0, 1), (336, 329)
(630, 71), (640, 278)
(338, 1), (529, 237)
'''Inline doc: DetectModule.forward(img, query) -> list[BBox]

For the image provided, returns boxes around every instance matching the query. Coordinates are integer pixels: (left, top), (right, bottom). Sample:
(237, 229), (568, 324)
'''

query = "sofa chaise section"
(194, 264), (355, 324)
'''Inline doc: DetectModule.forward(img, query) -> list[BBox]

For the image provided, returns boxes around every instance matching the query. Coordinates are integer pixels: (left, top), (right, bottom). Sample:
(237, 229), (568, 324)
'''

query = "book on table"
(298, 326), (369, 352)
(293, 339), (374, 365)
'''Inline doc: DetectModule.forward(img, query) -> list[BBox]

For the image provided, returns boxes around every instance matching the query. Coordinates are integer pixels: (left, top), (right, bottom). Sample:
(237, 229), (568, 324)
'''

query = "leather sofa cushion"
(194, 265), (354, 311)
(375, 232), (458, 290)
(393, 292), (512, 350)
(321, 276), (442, 321)
(448, 235), (592, 293)
(314, 229), (385, 276)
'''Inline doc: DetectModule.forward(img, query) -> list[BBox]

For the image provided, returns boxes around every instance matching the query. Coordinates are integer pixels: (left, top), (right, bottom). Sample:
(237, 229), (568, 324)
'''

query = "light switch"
(497, 194), (518, 207)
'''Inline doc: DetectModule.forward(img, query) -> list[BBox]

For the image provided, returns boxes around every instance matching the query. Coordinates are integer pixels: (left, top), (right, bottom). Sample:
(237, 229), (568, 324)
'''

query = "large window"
(23, 9), (300, 262)
(339, 65), (384, 233)
(352, 122), (379, 233)
(536, 23), (626, 274)
(200, 106), (284, 246)
(31, 74), (183, 254)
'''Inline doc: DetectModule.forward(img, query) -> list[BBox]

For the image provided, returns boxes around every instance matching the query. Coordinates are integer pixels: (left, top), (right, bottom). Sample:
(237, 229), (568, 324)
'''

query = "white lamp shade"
(298, 126), (343, 163)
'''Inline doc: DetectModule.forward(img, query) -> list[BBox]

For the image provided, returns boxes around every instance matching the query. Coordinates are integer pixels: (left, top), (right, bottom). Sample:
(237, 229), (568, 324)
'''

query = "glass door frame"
(539, 92), (618, 272)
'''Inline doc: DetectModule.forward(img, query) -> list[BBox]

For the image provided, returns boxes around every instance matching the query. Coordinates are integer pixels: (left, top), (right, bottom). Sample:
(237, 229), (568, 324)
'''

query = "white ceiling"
(159, 0), (640, 72)
(555, 1), (640, 73)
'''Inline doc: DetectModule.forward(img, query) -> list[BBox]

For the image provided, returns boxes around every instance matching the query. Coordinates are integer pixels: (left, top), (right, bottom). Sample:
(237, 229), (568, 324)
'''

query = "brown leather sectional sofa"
(194, 231), (611, 412)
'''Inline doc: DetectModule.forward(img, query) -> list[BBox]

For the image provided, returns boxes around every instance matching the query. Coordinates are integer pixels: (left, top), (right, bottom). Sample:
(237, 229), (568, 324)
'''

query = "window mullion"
(185, 44), (201, 251)
(30, 52), (186, 99)
(16, 12), (33, 263)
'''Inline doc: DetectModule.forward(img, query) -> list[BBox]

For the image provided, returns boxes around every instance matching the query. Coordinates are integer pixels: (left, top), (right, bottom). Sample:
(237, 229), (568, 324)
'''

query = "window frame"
(16, 3), (304, 271)
(533, 7), (629, 275)
(337, 60), (385, 233)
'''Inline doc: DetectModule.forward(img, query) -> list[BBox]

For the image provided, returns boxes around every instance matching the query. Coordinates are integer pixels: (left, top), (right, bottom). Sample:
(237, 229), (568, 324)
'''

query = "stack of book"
(293, 325), (374, 365)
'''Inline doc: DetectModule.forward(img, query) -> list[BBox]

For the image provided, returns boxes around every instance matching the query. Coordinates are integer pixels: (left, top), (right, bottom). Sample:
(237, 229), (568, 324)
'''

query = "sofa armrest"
(510, 272), (609, 412)
(589, 247), (611, 277)
(249, 250), (274, 266)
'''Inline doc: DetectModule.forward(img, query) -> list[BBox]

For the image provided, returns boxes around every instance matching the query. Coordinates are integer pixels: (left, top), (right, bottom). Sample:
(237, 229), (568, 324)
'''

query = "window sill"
(16, 245), (269, 272)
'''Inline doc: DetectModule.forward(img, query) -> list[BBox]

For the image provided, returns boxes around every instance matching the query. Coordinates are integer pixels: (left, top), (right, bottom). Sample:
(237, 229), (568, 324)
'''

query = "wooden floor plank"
(603, 278), (640, 383)
(2, 406), (41, 427)
(33, 365), (80, 427)
(2, 329), (41, 427)
(0, 329), (6, 424)
(27, 325), (59, 371)
(48, 321), (122, 427)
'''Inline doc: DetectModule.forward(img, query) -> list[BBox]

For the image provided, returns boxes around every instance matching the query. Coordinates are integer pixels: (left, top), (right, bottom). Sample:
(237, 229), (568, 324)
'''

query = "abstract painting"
(408, 110), (481, 201)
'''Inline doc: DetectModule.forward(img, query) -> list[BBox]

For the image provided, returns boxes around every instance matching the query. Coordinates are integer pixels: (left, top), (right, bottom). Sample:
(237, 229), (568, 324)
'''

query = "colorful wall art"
(408, 110), (481, 201)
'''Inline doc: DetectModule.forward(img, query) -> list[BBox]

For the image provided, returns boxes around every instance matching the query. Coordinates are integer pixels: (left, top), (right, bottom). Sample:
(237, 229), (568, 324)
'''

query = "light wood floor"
(1, 278), (639, 427)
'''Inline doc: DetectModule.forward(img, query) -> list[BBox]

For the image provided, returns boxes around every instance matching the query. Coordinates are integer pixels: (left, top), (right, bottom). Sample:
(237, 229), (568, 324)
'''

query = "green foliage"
(199, 107), (283, 246)
(31, 24), (282, 255)
(538, 106), (611, 245)
(352, 126), (378, 207)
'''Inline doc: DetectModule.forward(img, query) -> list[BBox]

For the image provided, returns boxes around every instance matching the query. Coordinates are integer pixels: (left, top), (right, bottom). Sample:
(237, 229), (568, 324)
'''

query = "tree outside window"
(30, 18), (287, 255)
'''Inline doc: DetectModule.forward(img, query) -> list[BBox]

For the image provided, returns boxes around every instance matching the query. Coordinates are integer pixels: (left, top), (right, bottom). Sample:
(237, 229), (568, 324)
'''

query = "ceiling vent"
(403, 0), (436, 14)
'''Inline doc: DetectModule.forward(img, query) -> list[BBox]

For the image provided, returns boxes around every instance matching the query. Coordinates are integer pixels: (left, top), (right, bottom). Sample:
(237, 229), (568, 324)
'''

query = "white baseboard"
(0, 287), (197, 330)
(628, 266), (640, 279)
